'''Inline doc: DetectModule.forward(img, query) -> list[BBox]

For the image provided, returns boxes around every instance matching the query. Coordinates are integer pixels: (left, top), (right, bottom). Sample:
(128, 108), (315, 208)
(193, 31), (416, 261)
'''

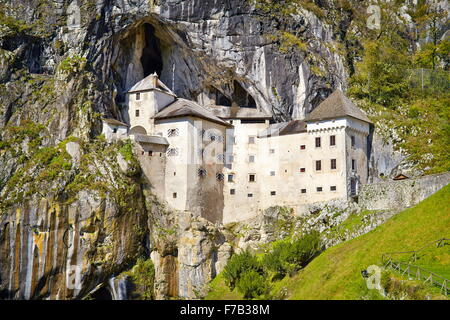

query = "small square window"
(317, 187), (323, 192)
(135, 110), (140, 117)
(270, 149), (275, 154)
(249, 174), (256, 182)
(315, 137), (321, 148)
(301, 189), (307, 194)
(248, 136), (255, 144)
(230, 189), (235, 195)
(136, 93), (141, 101)
(330, 135), (336, 146)
(316, 160), (322, 171)
(330, 186), (337, 191)
(173, 172), (176, 176)
(173, 193), (177, 198)
(270, 171), (276, 176)
(300, 168), (306, 173)
(248, 193), (253, 198)
(271, 191), (276, 196)
(168, 128), (179, 137)
(249, 155), (255, 163)
(228, 174), (235, 182)
(113, 128), (118, 134)
(148, 151), (153, 156)
(300, 145), (306, 150)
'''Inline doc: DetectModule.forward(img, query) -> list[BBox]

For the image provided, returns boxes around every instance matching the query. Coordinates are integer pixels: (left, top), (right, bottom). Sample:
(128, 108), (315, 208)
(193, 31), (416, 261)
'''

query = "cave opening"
(141, 24), (163, 77)
(232, 81), (256, 108)
(90, 286), (113, 300)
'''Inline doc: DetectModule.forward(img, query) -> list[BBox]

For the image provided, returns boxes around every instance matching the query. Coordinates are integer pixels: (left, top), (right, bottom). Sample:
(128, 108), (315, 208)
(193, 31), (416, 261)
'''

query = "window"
(248, 193), (253, 198)
(228, 174), (235, 182)
(174, 172), (176, 176)
(168, 128), (179, 137)
(270, 171), (276, 176)
(271, 191), (276, 196)
(249, 174), (256, 182)
(300, 168), (306, 173)
(316, 160), (322, 171)
(148, 151), (153, 156)
(135, 109), (140, 117)
(216, 173), (225, 181)
(198, 168), (207, 177)
(270, 149), (275, 154)
(330, 186), (337, 191)
(230, 189), (235, 195)
(317, 187), (323, 192)
(330, 135), (336, 146)
(301, 189), (307, 194)
(173, 193), (177, 198)
(352, 159), (356, 171)
(331, 159), (337, 170)
(315, 137), (321, 148)
(249, 155), (255, 163)
(300, 145), (306, 150)
(351, 135), (356, 147)
(113, 128), (118, 134)
(167, 148), (179, 157)
(216, 154), (225, 162)
(228, 155), (234, 163)
(248, 136), (255, 144)
(136, 93), (141, 101)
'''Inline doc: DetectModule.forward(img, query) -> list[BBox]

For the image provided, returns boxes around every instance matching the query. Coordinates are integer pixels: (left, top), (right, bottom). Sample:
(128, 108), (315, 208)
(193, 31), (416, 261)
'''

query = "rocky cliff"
(0, 0), (447, 299)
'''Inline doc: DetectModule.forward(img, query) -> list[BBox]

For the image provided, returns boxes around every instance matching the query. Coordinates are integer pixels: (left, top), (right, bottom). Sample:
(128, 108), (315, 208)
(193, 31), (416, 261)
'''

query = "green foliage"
(119, 140), (134, 162)
(223, 250), (264, 291)
(263, 231), (322, 278)
(349, 38), (411, 106)
(58, 55), (87, 75)
(125, 258), (155, 300)
(236, 270), (270, 300)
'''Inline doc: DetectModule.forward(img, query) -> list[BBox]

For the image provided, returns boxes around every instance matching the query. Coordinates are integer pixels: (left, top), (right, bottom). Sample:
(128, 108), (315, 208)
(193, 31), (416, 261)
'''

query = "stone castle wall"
(359, 172), (450, 211)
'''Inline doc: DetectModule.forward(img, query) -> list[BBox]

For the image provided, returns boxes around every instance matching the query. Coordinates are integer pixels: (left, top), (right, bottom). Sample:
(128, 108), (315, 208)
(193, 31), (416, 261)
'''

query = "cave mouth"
(141, 23), (163, 78)
(90, 285), (113, 300)
(232, 81), (257, 108)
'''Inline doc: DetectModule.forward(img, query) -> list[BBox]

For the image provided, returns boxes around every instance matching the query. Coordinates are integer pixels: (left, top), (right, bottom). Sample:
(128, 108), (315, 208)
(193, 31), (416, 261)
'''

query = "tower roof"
(154, 98), (233, 127)
(127, 73), (176, 96)
(304, 90), (372, 123)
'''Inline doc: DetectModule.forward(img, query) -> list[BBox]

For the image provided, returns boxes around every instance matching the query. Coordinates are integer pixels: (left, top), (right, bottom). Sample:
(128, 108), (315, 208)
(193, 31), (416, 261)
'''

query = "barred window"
(167, 148), (179, 157)
(216, 173), (225, 181)
(198, 168), (207, 177)
(167, 128), (179, 137)
(214, 154), (223, 162)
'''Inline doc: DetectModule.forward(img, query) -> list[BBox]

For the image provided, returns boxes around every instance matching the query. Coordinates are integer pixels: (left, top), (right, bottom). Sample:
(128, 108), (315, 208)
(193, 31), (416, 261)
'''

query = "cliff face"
(1, 0), (443, 299)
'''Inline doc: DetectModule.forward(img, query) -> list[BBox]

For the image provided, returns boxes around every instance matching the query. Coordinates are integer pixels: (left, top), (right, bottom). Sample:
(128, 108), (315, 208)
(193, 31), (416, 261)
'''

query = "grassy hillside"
(206, 184), (450, 300)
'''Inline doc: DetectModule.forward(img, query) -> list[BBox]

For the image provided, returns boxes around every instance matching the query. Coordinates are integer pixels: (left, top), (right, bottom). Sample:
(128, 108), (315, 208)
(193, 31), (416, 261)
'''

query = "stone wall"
(359, 172), (450, 211)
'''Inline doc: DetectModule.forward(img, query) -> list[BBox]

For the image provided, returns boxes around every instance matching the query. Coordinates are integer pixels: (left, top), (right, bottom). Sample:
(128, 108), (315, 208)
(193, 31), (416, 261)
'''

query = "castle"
(102, 74), (372, 223)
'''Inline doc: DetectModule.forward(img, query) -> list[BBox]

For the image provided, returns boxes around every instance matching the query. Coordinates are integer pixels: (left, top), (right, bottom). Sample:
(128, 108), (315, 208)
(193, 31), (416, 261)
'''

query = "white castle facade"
(102, 74), (372, 223)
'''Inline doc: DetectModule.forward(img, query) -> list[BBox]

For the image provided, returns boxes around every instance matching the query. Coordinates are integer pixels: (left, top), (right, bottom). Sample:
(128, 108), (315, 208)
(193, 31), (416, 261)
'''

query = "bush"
(236, 270), (270, 300)
(126, 258), (155, 300)
(223, 250), (263, 290)
(263, 231), (322, 277)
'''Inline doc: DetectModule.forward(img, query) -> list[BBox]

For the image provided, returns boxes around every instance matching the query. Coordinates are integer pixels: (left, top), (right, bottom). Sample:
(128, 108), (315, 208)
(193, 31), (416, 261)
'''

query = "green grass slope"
(280, 184), (450, 300)
(206, 184), (450, 300)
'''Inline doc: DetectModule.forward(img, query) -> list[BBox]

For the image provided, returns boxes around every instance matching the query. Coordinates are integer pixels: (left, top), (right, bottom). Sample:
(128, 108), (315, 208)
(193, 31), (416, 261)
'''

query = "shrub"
(223, 250), (263, 290)
(236, 270), (270, 300)
(126, 258), (155, 300)
(263, 231), (322, 277)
